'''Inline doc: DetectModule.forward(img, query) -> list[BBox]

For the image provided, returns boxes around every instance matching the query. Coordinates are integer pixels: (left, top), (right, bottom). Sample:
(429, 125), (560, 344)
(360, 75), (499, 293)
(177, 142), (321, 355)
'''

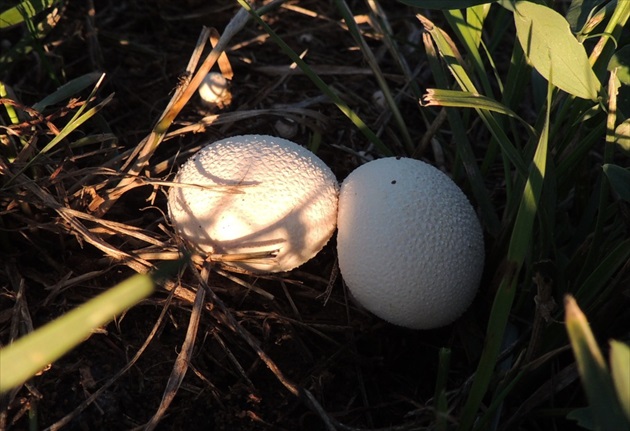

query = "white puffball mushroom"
(168, 134), (339, 273)
(198, 72), (232, 109)
(336, 157), (485, 329)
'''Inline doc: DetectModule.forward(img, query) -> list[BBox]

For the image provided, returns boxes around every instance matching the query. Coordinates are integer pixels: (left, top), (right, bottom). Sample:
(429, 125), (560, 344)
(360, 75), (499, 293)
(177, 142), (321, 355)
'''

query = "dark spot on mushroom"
(391, 180), (397, 184)
(395, 156), (402, 160)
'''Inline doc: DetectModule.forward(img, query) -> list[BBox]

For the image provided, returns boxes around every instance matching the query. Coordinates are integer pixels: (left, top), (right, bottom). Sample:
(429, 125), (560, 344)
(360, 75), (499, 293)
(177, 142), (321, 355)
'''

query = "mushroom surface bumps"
(168, 135), (339, 273)
(336, 157), (485, 329)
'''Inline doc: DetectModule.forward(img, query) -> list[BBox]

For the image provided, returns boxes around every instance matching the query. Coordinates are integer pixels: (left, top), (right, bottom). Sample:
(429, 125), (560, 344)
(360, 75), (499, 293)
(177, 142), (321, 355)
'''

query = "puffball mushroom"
(168, 135), (339, 273)
(336, 157), (484, 329)
(198, 72), (232, 109)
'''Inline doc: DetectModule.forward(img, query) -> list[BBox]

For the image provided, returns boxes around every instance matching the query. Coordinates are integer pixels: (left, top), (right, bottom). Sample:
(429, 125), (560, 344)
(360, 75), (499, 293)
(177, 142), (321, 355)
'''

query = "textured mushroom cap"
(168, 135), (339, 273)
(337, 157), (484, 329)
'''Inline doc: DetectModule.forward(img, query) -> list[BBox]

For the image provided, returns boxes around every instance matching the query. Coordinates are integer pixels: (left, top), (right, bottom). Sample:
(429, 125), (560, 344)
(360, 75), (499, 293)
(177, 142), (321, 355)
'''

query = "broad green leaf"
(0, 0), (58, 29)
(512, 1), (601, 100)
(603, 164), (630, 202)
(565, 296), (628, 431)
(398, 0), (498, 9)
(610, 340), (630, 423)
(608, 46), (630, 85)
(0, 273), (155, 393)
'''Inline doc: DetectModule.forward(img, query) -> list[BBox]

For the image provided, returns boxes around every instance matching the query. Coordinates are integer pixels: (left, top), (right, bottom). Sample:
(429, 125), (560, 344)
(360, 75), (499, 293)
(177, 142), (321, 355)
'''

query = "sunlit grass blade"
(609, 340), (630, 423)
(3, 87), (114, 188)
(589, 0), (630, 78)
(564, 295), (627, 430)
(422, 88), (536, 136)
(421, 32), (500, 236)
(466, 4), (491, 52)
(0, 273), (155, 393)
(418, 14), (527, 178)
(0, 81), (19, 125)
(238, 0), (391, 156)
(0, 0), (59, 29)
(458, 71), (553, 431)
(442, 8), (494, 97)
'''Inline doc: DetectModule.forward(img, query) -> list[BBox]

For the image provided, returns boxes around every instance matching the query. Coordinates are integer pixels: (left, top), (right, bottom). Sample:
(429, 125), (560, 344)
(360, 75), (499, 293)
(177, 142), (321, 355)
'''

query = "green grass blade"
(417, 14), (478, 93)
(567, 0), (607, 33)
(576, 72), (619, 282)
(422, 31), (500, 236)
(603, 164), (630, 202)
(609, 340), (630, 423)
(434, 348), (451, 431)
(4, 91), (114, 188)
(0, 273), (155, 393)
(589, 0), (630, 78)
(237, 0), (391, 156)
(564, 295), (627, 430)
(0, 81), (20, 125)
(442, 8), (494, 97)
(458, 69), (553, 430)
(0, 0), (59, 29)
(423, 88), (536, 136)
(574, 238), (630, 309)
(458, 271), (518, 430)
(418, 14), (527, 177)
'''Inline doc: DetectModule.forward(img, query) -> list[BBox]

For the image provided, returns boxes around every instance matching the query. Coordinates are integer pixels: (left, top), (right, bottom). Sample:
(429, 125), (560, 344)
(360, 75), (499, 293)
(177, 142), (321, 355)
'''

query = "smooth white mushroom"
(168, 134), (339, 273)
(198, 72), (232, 109)
(336, 157), (484, 329)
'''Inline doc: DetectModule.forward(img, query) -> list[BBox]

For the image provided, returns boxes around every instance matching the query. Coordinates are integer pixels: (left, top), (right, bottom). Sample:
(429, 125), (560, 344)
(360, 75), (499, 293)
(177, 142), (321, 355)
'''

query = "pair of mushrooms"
(168, 135), (484, 329)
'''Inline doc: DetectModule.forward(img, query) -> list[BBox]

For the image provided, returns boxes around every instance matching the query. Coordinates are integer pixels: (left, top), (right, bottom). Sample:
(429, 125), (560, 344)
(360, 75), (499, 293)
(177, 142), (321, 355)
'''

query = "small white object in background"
(371, 90), (387, 110)
(168, 135), (339, 273)
(198, 72), (232, 109)
(274, 118), (299, 139)
(336, 157), (485, 329)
